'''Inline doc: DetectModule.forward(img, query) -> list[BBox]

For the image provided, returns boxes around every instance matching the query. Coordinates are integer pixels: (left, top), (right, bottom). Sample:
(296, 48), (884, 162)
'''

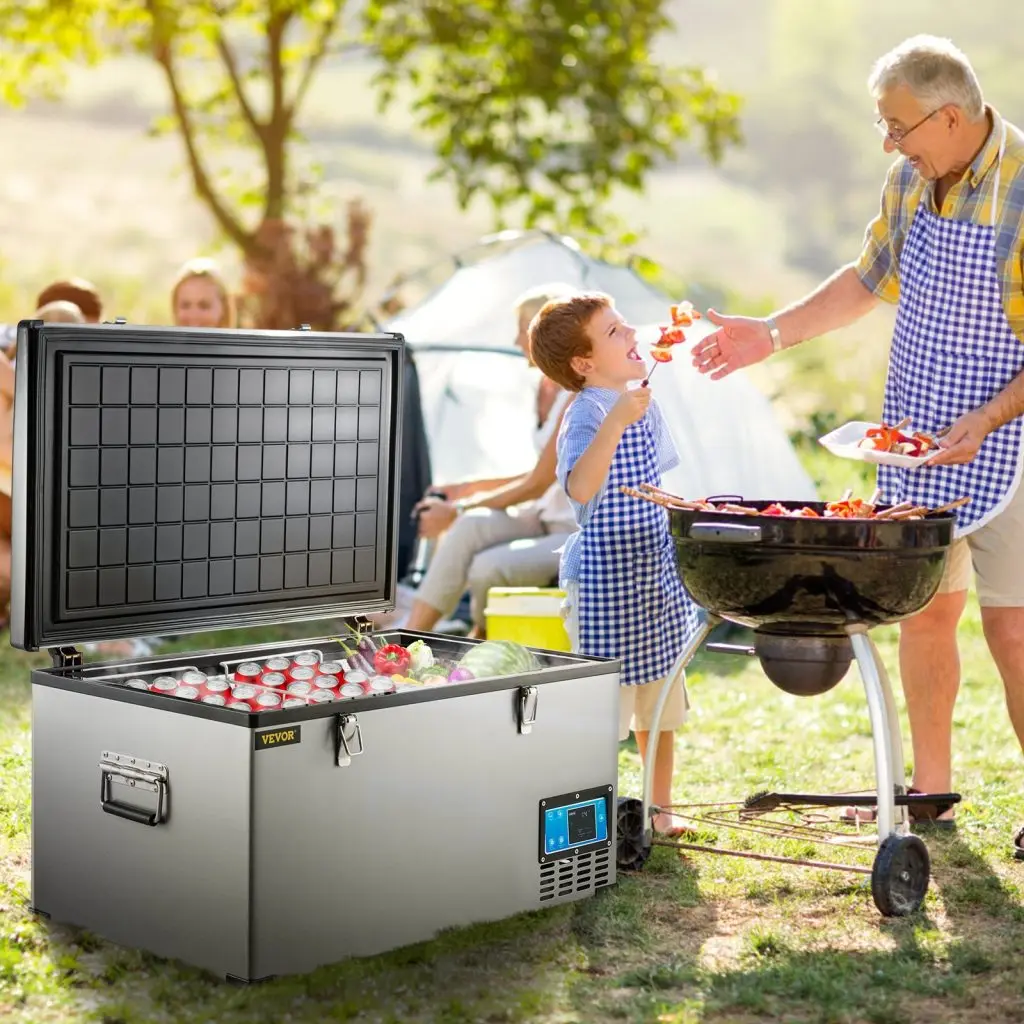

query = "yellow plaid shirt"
(856, 107), (1024, 342)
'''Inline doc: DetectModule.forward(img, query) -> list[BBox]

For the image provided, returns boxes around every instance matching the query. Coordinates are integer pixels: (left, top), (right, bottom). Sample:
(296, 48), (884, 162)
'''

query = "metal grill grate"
(538, 848), (612, 902)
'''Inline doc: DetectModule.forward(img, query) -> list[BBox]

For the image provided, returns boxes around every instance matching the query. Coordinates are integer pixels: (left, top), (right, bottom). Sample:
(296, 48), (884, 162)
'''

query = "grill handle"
(688, 522), (763, 544)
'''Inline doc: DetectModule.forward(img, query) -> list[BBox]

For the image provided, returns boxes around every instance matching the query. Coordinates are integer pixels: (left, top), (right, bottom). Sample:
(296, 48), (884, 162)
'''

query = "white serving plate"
(819, 420), (936, 469)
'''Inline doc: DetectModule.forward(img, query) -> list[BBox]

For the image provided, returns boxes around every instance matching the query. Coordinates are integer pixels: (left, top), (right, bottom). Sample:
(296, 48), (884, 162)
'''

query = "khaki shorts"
(562, 581), (689, 741)
(936, 479), (1024, 607)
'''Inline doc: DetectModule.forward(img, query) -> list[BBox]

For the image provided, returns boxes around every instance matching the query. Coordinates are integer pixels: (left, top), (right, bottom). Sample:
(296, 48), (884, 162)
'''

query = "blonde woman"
(171, 258), (237, 328)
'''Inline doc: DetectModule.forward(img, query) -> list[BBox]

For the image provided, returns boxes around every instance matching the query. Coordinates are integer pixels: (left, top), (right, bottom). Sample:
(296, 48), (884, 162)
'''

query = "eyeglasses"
(874, 106), (944, 146)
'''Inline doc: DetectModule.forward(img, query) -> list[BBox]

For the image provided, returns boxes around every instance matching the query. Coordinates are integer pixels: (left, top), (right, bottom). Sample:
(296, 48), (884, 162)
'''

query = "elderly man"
(692, 35), (1024, 856)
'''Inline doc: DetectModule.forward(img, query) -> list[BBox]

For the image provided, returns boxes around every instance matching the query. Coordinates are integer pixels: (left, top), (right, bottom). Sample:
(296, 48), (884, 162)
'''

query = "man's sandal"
(839, 788), (957, 829)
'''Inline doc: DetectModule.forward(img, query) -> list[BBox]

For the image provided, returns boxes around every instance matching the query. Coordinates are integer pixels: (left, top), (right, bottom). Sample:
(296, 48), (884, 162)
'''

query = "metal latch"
(518, 686), (539, 735)
(336, 715), (364, 767)
(99, 751), (169, 826)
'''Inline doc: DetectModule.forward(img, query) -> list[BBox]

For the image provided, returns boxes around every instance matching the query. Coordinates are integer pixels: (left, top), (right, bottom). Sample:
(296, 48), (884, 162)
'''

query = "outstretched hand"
(691, 309), (775, 380)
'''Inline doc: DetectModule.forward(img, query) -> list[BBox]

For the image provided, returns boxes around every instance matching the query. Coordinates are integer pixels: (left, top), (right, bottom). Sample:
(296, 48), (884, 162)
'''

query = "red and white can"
(308, 688), (336, 704)
(180, 670), (207, 688)
(174, 685), (201, 701)
(201, 694), (227, 707)
(343, 670), (369, 691)
(202, 676), (231, 697)
(338, 681), (366, 700)
(263, 656), (292, 674)
(231, 683), (259, 707)
(260, 671), (288, 690)
(150, 675), (179, 695)
(285, 680), (313, 698)
(318, 661), (344, 678)
(233, 662), (262, 684)
(124, 677), (150, 691)
(226, 700), (253, 712)
(368, 675), (395, 696)
(292, 652), (320, 670)
(312, 674), (339, 693)
(282, 697), (307, 709)
(254, 690), (283, 710)
(288, 666), (316, 686)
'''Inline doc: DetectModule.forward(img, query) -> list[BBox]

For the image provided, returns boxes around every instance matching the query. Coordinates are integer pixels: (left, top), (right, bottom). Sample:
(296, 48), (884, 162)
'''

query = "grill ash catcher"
(616, 499), (961, 916)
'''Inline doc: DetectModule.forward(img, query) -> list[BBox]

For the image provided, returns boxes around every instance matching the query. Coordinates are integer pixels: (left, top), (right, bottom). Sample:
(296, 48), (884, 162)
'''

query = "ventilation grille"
(538, 848), (612, 902)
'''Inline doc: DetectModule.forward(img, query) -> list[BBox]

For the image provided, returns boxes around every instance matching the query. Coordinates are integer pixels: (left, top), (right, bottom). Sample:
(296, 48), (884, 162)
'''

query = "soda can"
(226, 700), (253, 712)
(292, 652), (320, 670)
(233, 662), (262, 684)
(202, 676), (231, 696)
(308, 688), (336, 704)
(261, 671), (288, 690)
(282, 697), (307, 709)
(318, 661), (345, 677)
(288, 666), (316, 685)
(285, 680), (313, 697)
(338, 681), (366, 700)
(124, 677), (150, 691)
(201, 694), (227, 707)
(263, 656), (292, 674)
(312, 674), (339, 692)
(231, 683), (259, 702)
(343, 670), (369, 690)
(254, 691), (283, 710)
(368, 675), (395, 696)
(180, 670), (208, 688)
(150, 676), (179, 694)
(174, 685), (201, 701)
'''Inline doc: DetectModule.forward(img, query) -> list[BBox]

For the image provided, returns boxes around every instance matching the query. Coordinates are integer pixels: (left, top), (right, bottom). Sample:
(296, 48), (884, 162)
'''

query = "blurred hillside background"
(1, 0), (1022, 427)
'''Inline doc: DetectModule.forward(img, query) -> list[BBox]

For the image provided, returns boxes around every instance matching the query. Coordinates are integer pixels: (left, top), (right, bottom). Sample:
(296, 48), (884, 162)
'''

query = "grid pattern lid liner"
(10, 322), (404, 651)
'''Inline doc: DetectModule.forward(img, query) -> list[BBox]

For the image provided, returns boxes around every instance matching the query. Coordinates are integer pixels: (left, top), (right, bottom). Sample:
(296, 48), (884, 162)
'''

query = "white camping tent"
(385, 231), (816, 501)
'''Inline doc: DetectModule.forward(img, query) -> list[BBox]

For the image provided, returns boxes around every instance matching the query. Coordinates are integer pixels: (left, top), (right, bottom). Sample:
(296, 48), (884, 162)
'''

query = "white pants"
(416, 506), (574, 628)
(561, 580), (689, 741)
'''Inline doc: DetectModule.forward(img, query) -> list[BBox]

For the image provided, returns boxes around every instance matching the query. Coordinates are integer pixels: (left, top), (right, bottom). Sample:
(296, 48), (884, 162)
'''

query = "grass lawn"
(0, 452), (1021, 1023)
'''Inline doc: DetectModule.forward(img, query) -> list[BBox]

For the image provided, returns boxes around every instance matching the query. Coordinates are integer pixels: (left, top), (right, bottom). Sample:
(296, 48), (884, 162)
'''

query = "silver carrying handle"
(99, 753), (169, 826)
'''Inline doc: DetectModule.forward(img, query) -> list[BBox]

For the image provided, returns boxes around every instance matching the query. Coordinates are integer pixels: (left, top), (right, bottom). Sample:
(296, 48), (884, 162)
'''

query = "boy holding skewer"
(528, 292), (702, 835)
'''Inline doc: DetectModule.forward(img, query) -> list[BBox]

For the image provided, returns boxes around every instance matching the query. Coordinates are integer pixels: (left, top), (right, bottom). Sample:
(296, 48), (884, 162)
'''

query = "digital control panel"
(538, 786), (612, 862)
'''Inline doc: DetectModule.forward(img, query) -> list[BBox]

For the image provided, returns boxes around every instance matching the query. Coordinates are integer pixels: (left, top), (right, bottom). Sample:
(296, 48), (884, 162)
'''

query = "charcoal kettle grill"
(617, 499), (961, 916)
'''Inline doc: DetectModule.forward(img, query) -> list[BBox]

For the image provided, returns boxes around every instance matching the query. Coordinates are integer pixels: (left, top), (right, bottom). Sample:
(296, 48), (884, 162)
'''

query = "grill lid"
(10, 322), (404, 651)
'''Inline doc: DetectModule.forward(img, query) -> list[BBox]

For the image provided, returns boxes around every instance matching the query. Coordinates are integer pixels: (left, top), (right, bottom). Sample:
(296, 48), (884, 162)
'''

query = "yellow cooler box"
(485, 587), (572, 652)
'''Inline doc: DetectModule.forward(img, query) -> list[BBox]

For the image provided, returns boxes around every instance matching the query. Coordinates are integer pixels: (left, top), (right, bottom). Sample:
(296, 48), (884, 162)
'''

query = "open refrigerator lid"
(10, 322), (404, 652)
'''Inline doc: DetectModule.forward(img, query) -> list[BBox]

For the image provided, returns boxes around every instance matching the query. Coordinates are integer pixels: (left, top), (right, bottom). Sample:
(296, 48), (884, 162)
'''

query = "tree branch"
(262, 8), (293, 221)
(148, 1), (252, 252)
(215, 30), (264, 143)
(288, 0), (346, 120)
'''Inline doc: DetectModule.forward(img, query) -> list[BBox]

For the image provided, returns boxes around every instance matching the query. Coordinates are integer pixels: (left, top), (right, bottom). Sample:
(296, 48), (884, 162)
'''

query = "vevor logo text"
(254, 726), (302, 751)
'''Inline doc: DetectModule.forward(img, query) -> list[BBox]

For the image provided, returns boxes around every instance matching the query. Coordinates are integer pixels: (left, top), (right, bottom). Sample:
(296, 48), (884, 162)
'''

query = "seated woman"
(404, 284), (578, 636)
(171, 258), (237, 328)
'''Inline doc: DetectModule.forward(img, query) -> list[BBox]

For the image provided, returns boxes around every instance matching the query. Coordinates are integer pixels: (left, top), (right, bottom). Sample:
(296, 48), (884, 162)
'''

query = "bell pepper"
(373, 643), (411, 676)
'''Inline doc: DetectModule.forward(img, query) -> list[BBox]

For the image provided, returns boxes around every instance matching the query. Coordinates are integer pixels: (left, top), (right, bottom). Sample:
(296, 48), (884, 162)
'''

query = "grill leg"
(847, 625), (909, 842)
(642, 616), (720, 841)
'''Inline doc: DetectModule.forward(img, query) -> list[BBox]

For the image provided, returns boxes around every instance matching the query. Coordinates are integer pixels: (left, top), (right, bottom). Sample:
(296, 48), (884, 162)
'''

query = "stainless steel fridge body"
(11, 322), (621, 981)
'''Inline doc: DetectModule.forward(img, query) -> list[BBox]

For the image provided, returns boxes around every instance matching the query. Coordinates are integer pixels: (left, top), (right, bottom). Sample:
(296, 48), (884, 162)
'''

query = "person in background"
(35, 278), (103, 323)
(4, 301), (85, 362)
(171, 258), (237, 328)
(403, 284), (579, 636)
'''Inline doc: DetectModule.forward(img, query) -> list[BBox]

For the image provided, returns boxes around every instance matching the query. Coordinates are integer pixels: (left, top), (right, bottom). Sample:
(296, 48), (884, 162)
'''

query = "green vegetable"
(457, 640), (539, 680)
(407, 639), (434, 674)
(416, 664), (448, 683)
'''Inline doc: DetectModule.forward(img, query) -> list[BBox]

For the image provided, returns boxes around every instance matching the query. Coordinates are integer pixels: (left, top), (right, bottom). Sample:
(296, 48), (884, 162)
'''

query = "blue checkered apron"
(577, 413), (700, 686)
(879, 122), (1024, 536)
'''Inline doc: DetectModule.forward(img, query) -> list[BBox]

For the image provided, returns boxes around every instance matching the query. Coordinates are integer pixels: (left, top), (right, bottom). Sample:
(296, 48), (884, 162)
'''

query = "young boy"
(528, 292), (701, 835)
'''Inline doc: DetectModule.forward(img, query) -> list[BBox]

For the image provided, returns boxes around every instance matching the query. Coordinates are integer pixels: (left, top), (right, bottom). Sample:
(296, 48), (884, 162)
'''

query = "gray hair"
(513, 282), (576, 319)
(868, 35), (985, 122)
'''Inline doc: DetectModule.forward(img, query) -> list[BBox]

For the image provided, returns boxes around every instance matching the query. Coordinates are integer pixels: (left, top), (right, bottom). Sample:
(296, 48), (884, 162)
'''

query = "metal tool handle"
(100, 767), (167, 827)
(705, 642), (756, 657)
(688, 522), (763, 543)
(336, 715), (365, 767)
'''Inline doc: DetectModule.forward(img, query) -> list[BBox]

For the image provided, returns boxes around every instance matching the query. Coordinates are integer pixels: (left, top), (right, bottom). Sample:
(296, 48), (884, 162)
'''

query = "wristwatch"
(764, 316), (783, 354)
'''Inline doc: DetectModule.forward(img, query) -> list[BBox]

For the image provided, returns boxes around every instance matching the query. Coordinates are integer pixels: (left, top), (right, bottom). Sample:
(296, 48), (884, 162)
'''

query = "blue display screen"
(543, 797), (608, 854)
